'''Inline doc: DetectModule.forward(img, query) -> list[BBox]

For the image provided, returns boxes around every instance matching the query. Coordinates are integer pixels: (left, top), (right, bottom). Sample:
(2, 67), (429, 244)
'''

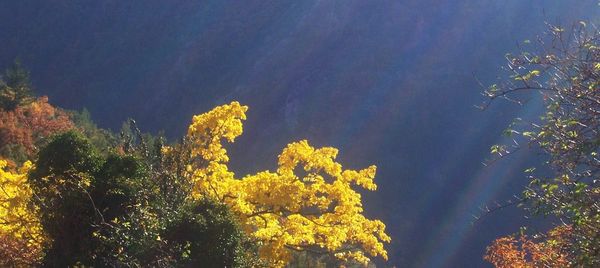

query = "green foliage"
(0, 143), (29, 165)
(69, 108), (118, 155)
(27, 130), (261, 267)
(92, 154), (148, 222)
(484, 22), (600, 267)
(30, 131), (101, 179)
(28, 131), (102, 266)
(161, 199), (263, 268)
(97, 123), (261, 267)
(0, 60), (34, 111)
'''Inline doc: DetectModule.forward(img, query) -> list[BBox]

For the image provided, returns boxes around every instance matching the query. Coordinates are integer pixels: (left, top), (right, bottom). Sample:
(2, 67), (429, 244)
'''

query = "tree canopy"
(0, 60), (34, 111)
(483, 21), (600, 267)
(0, 96), (389, 266)
(181, 101), (390, 266)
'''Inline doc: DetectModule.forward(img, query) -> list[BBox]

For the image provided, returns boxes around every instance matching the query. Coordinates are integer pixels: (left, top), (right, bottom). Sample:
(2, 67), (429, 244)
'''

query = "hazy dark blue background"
(1, 1), (598, 267)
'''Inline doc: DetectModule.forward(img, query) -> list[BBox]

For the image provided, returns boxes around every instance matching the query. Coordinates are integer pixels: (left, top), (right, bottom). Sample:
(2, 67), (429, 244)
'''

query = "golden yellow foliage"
(0, 159), (45, 264)
(185, 101), (390, 267)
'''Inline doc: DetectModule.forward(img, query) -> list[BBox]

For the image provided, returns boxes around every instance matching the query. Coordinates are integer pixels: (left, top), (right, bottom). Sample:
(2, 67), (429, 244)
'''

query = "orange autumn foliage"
(0, 96), (74, 158)
(0, 234), (42, 266)
(484, 226), (572, 268)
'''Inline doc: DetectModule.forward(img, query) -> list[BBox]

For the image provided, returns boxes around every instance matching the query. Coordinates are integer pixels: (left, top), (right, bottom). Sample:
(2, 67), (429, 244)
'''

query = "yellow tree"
(0, 159), (45, 265)
(183, 101), (390, 266)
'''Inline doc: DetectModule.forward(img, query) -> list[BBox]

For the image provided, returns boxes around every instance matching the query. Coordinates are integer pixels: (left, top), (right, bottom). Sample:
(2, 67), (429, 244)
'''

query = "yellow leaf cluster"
(185, 102), (390, 267)
(0, 160), (45, 253)
(187, 101), (247, 163)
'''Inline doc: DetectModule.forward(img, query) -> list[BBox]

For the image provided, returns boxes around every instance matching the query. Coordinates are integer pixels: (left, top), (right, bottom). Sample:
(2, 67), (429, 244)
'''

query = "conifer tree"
(0, 59), (34, 111)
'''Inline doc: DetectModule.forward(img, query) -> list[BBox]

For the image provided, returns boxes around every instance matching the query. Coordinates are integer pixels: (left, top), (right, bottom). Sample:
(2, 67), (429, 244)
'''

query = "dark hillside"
(0, 1), (598, 266)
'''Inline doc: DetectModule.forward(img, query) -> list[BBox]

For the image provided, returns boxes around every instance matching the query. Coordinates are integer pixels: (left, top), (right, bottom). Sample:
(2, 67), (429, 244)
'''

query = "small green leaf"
(524, 167), (536, 173)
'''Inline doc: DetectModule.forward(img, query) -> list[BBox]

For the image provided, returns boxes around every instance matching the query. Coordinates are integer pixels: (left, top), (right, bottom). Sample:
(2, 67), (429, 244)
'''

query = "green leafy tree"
(0, 60), (34, 111)
(69, 108), (118, 155)
(28, 131), (103, 266)
(161, 199), (262, 268)
(95, 122), (262, 267)
(28, 130), (261, 267)
(483, 21), (600, 266)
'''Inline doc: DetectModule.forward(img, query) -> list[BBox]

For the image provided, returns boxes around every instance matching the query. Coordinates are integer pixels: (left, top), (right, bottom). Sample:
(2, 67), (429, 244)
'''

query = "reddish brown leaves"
(0, 96), (74, 158)
(484, 226), (573, 268)
(0, 234), (43, 266)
